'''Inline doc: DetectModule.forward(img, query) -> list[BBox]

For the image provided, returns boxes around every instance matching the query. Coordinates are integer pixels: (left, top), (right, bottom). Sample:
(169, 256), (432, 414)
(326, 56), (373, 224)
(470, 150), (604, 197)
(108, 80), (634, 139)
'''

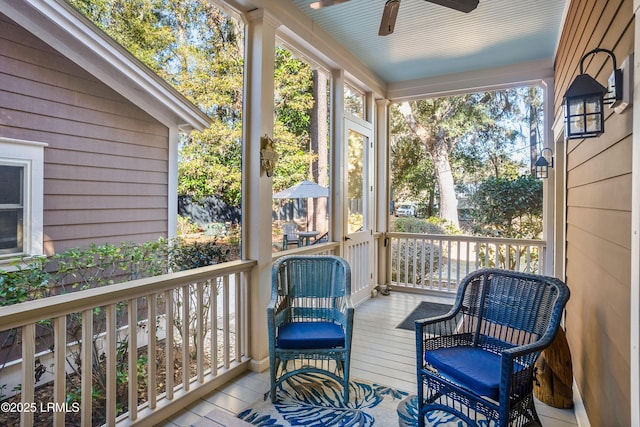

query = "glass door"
(344, 116), (374, 303)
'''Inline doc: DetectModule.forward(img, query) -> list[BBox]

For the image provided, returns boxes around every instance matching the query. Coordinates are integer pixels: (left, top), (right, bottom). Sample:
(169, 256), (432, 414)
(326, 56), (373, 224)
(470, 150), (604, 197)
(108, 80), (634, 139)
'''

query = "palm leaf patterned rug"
(236, 372), (469, 426)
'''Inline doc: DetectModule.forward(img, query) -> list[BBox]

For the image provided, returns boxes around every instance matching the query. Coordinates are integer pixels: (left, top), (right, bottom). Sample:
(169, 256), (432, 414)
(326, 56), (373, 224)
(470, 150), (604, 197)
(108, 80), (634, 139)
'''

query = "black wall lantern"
(535, 148), (554, 179)
(563, 48), (623, 140)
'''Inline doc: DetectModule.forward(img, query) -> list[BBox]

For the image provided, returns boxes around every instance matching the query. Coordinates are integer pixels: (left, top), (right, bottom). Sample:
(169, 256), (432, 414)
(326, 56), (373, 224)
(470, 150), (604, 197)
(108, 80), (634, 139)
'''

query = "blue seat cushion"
(277, 321), (345, 349)
(424, 346), (504, 400)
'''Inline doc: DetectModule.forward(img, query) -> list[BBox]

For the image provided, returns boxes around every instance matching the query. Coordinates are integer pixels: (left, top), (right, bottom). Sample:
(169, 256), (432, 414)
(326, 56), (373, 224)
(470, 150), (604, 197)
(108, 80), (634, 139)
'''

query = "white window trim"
(0, 137), (47, 269)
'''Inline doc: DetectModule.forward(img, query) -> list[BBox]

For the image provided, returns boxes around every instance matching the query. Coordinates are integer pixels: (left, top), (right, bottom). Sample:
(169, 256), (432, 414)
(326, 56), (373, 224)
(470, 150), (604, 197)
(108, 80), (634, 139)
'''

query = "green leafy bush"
(391, 216), (446, 234)
(168, 238), (230, 271)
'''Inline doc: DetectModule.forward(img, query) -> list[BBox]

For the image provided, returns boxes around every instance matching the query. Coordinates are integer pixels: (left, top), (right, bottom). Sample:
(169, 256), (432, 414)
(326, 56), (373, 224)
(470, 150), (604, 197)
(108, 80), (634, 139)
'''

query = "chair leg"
(343, 359), (350, 403)
(270, 358), (280, 403)
(417, 378), (426, 427)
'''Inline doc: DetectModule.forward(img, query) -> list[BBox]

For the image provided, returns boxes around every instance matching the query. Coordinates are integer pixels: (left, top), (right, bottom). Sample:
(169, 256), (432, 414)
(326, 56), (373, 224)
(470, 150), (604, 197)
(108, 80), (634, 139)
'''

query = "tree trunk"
(310, 70), (328, 233)
(431, 144), (459, 228)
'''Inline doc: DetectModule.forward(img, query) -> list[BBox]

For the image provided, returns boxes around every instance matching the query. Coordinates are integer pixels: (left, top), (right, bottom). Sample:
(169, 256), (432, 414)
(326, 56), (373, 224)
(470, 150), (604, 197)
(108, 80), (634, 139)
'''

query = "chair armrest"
(415, 307), (463, 340)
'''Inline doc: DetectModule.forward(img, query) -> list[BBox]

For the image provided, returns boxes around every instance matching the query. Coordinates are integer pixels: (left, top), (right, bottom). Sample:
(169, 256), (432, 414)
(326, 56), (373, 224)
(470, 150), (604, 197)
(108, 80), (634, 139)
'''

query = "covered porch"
(159, 291), (577, 427)
(0, 0), (638, 426)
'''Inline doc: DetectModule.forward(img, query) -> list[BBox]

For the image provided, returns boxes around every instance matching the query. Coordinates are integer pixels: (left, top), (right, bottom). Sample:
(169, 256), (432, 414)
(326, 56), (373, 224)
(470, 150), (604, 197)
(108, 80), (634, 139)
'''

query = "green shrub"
(168, 238), (230, 271)
(392, 216), (446, 234)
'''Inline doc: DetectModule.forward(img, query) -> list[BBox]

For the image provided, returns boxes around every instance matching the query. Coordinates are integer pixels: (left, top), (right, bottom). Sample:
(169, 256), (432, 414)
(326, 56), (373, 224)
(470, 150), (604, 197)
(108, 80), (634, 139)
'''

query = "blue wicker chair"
(415, 269), (570, 427)
(268, 255), (354, 403)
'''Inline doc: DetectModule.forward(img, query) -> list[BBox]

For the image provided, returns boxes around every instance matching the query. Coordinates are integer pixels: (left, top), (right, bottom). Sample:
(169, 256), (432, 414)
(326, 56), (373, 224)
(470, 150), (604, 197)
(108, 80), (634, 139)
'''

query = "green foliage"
(469, 174), (543, 239)
(391, 87), (543, 224)
(168, 238), (230, 270)
(272, 47), (316, 193)
(0, 258), (50, 306)
(177, 214), (200, 235)
(0, 238), (230, 306)
(68, 0), (245, 206)
(391, 217), (446, 234)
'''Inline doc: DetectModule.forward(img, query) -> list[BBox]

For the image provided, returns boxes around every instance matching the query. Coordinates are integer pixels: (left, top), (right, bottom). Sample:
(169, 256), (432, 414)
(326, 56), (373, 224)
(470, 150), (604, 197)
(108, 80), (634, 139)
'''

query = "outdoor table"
(298, 231), (320, 246)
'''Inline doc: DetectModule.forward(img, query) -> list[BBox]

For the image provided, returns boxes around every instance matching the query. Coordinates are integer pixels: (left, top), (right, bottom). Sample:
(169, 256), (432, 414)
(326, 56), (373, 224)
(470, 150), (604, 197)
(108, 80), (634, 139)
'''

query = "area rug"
(236, 372), (468, 427)
(396, 301), (454, 330)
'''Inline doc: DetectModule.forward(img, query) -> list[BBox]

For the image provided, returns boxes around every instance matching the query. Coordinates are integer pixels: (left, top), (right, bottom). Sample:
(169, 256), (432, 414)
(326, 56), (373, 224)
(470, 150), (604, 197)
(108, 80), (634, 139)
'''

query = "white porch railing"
(0, 259), (255, 427)
(0, 234), (546, 426)
(387, 232), (546, 293)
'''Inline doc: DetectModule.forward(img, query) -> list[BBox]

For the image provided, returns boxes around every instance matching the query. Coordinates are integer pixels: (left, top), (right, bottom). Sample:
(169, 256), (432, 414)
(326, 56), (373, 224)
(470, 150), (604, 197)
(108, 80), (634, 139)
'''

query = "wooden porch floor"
(157, 291), (578, 427)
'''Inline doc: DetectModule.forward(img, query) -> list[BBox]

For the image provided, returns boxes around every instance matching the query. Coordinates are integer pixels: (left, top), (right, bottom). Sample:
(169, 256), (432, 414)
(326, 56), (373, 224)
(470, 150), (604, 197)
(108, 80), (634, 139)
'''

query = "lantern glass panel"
(568, 115), (585, 134)
(535, 165), (548, 179)
(586, 112), (602, 133)
(585, 96), (601, 113)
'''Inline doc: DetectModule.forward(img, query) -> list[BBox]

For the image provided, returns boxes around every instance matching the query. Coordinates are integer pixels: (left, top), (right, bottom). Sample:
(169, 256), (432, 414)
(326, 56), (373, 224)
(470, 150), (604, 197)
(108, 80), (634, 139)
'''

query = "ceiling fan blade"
(424, 0), (479, 13)
(379, 0), (400, 36)
(310, 0), (351, 10)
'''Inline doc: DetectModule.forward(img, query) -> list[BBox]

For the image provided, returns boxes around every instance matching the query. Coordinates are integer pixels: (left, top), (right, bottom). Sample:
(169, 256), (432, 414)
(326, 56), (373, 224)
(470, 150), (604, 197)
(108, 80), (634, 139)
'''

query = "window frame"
(0, 137), (46, 267)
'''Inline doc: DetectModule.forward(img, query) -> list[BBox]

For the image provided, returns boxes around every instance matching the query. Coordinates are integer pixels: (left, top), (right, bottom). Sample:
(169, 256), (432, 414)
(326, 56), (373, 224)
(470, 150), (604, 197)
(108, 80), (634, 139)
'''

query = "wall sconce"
(563, 48), (622, 140)
(260, 135), (278, 177)
(535, 148), (554, 179)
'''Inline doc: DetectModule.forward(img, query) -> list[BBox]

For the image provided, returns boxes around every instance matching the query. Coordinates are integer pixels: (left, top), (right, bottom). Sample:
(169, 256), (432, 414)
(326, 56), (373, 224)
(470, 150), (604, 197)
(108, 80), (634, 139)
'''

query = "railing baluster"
(148, 294), (157, 410)
(196, 282), (204, 383)
(211, 277), (218, 375)
(81, 309), (93, 427)
(53, 316), (66, 427)
(105, 304), (117, 426)
(455, 240), (461, 289)
(235, 272), (242, 362)
(447, 240), (452, 290)
(223, 275), (230, 369)
(181, 286), (189, 391)
(128, 299), (138, 421)
(438, 239), (443, 290)
(411, 238), (417, 288)
(165, 289), (174, 400)
(21, 324), (35, 427)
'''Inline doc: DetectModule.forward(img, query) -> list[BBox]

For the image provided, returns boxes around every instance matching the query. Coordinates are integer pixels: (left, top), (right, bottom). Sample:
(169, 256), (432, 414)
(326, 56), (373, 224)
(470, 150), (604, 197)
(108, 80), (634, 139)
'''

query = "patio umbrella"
(272, 180), (328, 199)
(273, 180), (328, 233)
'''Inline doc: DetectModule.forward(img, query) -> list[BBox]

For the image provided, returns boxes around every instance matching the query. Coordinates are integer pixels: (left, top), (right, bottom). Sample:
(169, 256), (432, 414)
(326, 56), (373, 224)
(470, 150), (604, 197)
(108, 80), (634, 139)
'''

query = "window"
(344, 84), (365, 119)
(0, 164), (25, 255)
(0, 137), (46, 264)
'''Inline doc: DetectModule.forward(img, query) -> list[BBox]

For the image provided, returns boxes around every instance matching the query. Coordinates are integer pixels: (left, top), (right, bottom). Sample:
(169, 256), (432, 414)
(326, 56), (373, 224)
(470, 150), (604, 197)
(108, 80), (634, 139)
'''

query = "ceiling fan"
(309, 0), (479, 36)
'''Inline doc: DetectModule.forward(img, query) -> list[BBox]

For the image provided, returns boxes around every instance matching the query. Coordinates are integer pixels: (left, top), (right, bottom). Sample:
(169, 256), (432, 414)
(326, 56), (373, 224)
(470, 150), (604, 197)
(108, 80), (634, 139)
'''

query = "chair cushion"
(277, 321), (345, 349)
(424, 346), (503, 400)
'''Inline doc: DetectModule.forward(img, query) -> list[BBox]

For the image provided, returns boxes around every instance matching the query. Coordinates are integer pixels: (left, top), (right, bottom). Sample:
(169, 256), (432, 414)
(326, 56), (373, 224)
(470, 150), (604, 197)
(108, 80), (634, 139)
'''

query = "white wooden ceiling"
(289, 0), (568, 84)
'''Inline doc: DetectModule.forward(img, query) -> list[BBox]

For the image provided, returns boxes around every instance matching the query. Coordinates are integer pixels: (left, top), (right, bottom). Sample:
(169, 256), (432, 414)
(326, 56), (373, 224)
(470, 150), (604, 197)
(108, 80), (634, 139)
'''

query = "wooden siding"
(554, 1), (634, 426)
(0, 14), (171, 254)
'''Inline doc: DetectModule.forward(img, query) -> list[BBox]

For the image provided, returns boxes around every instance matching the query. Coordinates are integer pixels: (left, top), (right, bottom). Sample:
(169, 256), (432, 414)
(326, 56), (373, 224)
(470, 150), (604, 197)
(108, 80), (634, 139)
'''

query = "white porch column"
(541, 77), (556, 277)
(331, 69), (345, 255)
(243, 9), (278, 372)
(375, 98), (391, 287)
